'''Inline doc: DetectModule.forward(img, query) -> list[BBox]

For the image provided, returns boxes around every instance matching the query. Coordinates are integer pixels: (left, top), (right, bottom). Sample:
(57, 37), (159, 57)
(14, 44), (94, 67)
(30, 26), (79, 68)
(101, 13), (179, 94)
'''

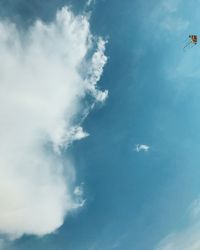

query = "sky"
(1, 0), (200, 249)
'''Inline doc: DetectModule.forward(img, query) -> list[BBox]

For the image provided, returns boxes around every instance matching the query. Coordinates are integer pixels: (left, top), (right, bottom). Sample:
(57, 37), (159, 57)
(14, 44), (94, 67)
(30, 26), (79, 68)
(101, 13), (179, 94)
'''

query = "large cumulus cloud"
(0, 6), (107, 238)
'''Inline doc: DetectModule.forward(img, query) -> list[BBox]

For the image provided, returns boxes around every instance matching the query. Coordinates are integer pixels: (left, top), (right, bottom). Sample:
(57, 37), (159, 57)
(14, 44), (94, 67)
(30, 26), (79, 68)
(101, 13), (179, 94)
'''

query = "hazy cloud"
(150, 0), (189, 34)
(0, 6), (107, 239)
(155, 198), (200, 250)
(189, 198), (200, 219)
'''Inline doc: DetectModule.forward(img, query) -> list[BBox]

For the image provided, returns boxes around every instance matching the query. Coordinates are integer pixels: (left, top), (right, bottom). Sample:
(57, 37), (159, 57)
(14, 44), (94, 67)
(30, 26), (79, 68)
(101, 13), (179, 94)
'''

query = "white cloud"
(135, 144), (150, 152)
(0, 6), (107, 239)
(155, 199), (200, 250)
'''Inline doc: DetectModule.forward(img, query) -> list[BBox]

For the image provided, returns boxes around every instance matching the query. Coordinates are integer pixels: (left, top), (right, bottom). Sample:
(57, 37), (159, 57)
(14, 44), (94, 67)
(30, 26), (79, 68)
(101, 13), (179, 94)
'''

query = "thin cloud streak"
(155, 198), (200, 250)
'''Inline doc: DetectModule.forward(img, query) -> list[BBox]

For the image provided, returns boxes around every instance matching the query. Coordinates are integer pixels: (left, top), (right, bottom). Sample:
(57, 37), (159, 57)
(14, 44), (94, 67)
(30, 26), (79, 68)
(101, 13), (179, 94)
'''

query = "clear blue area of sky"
(2, 0), (200, 249)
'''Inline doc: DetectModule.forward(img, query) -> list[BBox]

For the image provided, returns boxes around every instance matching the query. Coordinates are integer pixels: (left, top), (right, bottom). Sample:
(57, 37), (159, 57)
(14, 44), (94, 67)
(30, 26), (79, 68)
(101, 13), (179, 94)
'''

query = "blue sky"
(1, 0), (200, 250)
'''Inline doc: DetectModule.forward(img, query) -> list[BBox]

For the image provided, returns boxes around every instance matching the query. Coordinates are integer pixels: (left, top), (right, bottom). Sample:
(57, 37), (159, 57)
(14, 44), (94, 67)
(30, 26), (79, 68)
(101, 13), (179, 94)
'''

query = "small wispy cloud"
(135, 144), (150, 152)
(86, 0), (95, 7)
(73, 184), (86, 208)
